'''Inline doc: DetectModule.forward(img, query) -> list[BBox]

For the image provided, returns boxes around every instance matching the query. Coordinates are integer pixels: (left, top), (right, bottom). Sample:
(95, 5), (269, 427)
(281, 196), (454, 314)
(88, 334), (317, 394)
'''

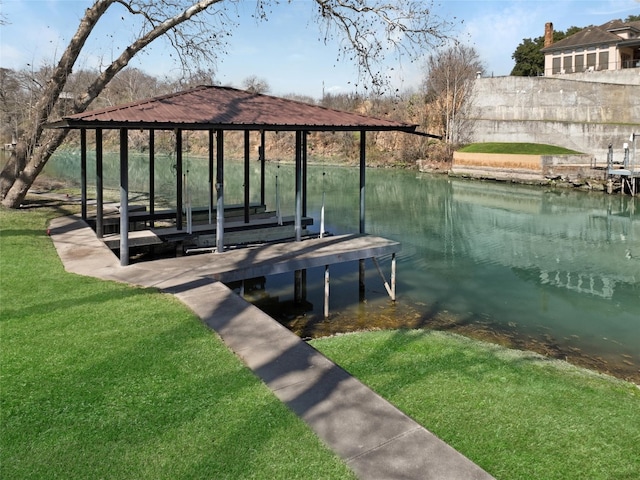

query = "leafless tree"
(423, 43), (484, 145)
(1, 0), (451, 208)
(242, 75), (270, 94)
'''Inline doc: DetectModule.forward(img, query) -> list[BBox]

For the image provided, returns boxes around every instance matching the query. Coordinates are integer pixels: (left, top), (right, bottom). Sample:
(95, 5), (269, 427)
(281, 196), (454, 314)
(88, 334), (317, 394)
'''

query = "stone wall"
(468, 73), (640, 162)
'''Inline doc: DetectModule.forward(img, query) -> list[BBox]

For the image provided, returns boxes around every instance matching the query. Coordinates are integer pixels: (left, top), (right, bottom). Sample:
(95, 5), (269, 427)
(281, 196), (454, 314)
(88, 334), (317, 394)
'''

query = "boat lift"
(607, 133), (639, 196)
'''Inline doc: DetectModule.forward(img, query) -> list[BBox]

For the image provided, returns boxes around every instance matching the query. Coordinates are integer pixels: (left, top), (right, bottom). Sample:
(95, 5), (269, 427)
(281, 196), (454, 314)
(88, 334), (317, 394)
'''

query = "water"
(39, 150), (640, 382)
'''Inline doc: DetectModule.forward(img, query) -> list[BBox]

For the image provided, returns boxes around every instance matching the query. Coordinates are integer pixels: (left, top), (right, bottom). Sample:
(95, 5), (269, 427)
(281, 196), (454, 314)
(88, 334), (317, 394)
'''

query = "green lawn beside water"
(2, 200), (638, 480)
(459, 142), (582, 155)
(312, 330), (640, 480)
(0, 203), (355, 480)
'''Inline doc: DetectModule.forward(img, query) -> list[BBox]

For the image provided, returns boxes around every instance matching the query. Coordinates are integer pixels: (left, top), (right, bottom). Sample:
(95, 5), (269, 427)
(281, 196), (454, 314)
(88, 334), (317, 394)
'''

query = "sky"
(1, 0), (639, 99)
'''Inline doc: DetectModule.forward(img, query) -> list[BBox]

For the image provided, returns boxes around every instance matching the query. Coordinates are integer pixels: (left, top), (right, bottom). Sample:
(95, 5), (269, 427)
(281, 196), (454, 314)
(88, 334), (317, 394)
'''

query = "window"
(575, 54), (584, 72)
(598, 51), (609, 70)
(587, 52), (597, 70)
(563, 55), (573, 73)
(552, 56), (562, 74)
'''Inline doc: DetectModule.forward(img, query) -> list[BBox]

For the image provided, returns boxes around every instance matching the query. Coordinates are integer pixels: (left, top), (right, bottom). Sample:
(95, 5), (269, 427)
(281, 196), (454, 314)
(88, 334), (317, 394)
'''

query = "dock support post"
(176, 129), (183, 231)
(260, 130), (266, 207)
(295, 131), (302, 241)
(80, 129), (87, 220)
(372, 256), (396, 302)
(244, 130), (250, 224)
(149, 130), (155, 228)
(96, 129), (103, 238)
(119, 128), (129, 267)
(216, 130), (225, 253)
(208, 130), (214, 225)
(324, 265), (330, 318)
(359, 259), (366, 302)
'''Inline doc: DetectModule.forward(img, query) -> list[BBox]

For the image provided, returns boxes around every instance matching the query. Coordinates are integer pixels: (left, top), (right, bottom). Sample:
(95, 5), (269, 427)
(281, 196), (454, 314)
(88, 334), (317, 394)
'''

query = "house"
(541, 19), (640, 76)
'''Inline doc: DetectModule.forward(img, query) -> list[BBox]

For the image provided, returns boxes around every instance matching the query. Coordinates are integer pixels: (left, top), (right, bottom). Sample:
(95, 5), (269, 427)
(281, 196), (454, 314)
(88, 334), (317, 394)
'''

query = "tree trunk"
(1, 130), (68, 208)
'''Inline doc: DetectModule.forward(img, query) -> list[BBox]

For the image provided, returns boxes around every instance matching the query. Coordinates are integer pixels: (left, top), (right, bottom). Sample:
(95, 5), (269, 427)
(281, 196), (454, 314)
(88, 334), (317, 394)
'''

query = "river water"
(37, 151), (640, 382)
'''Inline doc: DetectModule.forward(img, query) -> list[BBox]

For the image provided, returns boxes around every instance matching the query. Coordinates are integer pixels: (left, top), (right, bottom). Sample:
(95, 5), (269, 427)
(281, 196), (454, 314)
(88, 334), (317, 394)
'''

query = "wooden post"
(119, 128), (129, 266)
(176, 129), (183, 231)
(95, 129), (103, 238)
(216, 129), (224, 253)
(80, 129), (87, 220)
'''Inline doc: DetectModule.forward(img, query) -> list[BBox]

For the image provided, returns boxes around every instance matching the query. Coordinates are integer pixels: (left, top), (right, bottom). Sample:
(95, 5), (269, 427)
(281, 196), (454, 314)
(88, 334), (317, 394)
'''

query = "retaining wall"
(468, 74), (640, 162)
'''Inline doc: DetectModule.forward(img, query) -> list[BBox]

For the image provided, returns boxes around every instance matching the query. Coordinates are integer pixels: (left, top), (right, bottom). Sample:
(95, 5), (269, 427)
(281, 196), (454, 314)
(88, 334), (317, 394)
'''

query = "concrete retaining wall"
(468, 74), (640, 162)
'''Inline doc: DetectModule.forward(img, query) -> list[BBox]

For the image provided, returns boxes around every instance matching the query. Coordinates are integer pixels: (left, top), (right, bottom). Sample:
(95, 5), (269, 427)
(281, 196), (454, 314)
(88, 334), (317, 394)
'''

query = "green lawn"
(0, 204), (355, 479)
(459, 142), (582, 155)
(312, 330), (640, 480)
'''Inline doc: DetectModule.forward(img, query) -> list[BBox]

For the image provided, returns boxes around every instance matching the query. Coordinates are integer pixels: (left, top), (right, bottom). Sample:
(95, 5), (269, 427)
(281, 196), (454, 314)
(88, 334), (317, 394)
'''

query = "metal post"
(359, 258), (366, 302)
(359, 130), (366, 234)
(244, 130), (250, 224)
(391, 252), (396, 302)
(149, 130), (155, 228)
(216, 130), (224, 253)
(324, 265), (330, 318)
(176, 129), (183, 230)
(260, 130), (266, 207)
(119, 128), (129, 266)
(80, 129), (87, 220)
(295, 130), (302, 241)
(95, 129), (103, 238)
(209, 130), (214, 225)
(302, 131), (308, 217)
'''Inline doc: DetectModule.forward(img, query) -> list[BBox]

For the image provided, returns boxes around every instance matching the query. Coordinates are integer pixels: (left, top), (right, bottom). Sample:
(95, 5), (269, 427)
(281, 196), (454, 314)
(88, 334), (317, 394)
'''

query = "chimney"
(544, 22), (554, 47)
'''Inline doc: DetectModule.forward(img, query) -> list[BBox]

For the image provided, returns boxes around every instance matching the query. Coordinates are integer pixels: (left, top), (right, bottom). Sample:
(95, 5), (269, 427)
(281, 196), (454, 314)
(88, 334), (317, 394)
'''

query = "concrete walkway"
(49, 215), (494, 480)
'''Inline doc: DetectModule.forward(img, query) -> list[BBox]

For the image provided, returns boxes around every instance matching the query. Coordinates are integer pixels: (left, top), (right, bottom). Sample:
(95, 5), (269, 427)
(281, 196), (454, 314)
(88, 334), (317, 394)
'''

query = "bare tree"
(242, 75), (270, 94)
(1, 0), (451, 208)
(423, 43), (484, 145)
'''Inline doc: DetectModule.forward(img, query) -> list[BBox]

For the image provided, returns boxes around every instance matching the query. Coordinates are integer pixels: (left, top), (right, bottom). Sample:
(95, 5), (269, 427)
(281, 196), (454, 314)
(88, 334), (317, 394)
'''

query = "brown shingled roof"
(541, 19), (640, 52)
(49, 85), (418, 133)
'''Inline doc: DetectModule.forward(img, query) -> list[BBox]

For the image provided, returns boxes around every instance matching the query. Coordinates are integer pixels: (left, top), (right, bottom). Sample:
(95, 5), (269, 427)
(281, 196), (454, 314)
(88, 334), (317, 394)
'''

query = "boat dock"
(48, 214), (493, 480)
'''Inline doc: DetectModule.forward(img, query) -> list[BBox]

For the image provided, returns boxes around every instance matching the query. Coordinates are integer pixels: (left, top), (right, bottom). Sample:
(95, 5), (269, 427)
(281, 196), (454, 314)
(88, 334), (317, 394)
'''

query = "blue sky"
(1, 0), (639, 98)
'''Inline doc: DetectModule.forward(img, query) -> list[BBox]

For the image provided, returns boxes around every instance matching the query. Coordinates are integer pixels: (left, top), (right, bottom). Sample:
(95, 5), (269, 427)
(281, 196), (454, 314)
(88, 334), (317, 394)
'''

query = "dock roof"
(49, 85), (420, 133)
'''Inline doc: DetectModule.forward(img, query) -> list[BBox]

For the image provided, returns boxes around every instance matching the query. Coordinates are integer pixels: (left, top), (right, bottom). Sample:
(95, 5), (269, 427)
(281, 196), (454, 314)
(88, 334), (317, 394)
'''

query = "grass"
(0, 203), (355, 479)
(459, 142), (582, 155)
(311, 330), (640, 480)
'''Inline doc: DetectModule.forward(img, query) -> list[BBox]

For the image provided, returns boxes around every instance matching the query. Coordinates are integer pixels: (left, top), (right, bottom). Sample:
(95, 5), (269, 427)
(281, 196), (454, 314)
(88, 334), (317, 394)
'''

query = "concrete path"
(49, 215), (494, 480)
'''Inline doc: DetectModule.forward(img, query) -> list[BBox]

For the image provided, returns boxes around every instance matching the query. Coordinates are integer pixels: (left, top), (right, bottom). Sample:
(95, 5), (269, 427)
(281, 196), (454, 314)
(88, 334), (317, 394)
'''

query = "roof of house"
(541, 19), (640, 52)
(48, 85), (420, 134)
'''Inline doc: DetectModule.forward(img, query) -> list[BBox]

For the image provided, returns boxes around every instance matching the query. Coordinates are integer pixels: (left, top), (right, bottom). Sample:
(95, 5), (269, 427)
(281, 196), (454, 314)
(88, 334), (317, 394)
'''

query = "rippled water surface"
(42, 152), (640, 381)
